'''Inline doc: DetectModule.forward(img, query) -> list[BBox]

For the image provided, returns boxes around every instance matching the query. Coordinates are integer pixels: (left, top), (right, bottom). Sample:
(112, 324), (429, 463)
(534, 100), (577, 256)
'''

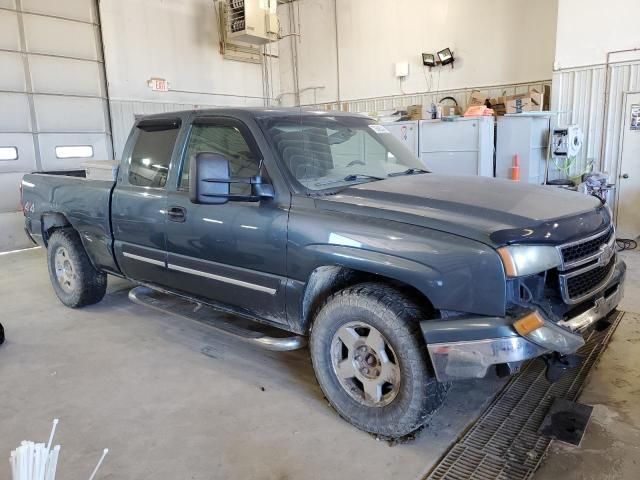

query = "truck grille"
(562, 256), (616, 303)
(560, 227), (613, 266)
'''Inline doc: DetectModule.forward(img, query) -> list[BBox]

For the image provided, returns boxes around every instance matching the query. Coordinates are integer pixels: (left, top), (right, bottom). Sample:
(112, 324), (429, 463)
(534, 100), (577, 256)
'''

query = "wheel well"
(41, 213), (72, 246)
(301, 266), (435, 333)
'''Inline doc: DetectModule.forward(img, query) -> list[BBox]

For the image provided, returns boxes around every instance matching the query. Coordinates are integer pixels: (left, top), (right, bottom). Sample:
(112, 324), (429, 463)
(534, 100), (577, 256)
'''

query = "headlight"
(497, 245), (561, 277)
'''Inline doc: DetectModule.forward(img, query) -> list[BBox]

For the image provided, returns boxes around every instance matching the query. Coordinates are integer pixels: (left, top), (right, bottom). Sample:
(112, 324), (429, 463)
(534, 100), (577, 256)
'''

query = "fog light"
(513, 311), (545, 335)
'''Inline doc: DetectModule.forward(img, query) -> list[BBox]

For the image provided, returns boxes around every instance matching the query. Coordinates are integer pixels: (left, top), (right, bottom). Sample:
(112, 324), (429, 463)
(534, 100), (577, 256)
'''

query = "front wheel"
(310, 283), (448, 438)
(47, 229), (107, 308)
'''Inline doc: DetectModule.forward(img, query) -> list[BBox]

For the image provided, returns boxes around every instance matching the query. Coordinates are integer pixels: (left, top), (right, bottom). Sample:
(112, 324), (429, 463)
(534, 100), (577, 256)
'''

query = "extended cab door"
(111, 117), (182, 284)
(163, 116), (290, 325)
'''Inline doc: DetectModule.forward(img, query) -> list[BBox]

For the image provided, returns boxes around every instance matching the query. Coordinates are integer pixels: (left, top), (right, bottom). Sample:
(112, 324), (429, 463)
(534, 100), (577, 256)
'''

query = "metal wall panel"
(29, 55), (105, 96)
(0, 93), (31, 131)
(0, 51), (26, 91)
(38, 133), (110, 170)
(22, 14), (100, 60)
(0, 133), (35, 172)
(33, 95), (107, 132)
(20, 0), (96, 22)
(0, 0), (112, 230)
(552, 61), (640, 180)
(0, 10), (20, 49)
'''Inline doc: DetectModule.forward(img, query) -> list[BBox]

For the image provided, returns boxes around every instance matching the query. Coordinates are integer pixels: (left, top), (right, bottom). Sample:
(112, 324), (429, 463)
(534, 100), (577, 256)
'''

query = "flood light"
(422, 53), (435, 67)
(437, 48), (454, 66)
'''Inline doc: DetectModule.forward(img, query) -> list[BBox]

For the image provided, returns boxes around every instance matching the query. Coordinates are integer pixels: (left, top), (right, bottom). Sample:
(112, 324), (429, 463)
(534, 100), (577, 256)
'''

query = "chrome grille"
(559, 226), (614, 270)
(560, 255), (616, 304)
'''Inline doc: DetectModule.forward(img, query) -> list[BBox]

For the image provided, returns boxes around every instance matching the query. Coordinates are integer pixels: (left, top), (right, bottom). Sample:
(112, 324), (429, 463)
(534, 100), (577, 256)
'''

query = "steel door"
(616, 92), (640, 238)
(163, 117), (289, 325)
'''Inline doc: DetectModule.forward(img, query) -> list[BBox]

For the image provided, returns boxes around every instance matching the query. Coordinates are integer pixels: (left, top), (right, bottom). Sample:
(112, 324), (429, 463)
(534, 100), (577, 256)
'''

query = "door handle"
(622, 173), (630, 179)
(167, 206), (186, 222)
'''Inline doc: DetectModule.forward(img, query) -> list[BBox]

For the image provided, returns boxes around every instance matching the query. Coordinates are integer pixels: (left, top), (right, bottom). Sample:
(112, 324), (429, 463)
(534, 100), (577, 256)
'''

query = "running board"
(128, 286), (306, 352)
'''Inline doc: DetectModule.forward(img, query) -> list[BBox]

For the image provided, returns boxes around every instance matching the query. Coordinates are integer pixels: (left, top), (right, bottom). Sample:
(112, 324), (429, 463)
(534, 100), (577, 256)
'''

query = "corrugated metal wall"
(309, 80), (551, 116)
(552, 60), (640, 180)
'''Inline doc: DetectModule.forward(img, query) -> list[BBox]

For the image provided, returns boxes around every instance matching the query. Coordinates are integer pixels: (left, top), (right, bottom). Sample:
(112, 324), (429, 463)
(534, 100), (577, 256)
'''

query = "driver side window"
(179, 123), (259, 195)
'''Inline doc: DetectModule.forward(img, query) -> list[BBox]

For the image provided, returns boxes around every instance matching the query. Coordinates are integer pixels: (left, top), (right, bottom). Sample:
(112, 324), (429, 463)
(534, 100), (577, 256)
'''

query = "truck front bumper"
(424, 258), (626, 382)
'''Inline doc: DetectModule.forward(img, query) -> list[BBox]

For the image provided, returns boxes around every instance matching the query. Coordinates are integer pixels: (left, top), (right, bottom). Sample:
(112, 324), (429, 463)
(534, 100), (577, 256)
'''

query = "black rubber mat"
(424, 311), (623, 480)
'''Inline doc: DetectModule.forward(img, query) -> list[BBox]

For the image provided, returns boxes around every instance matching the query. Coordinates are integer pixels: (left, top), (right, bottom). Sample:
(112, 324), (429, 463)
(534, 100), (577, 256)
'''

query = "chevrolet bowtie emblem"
(598, 243), (615, 266)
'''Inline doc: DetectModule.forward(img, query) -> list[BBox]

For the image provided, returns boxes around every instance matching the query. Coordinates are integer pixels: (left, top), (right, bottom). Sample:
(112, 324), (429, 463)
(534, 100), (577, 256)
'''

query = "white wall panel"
(0, 133), (36, 172)
(29, 56), (105, 96)
(0, 51), (27, 91)
(23, 14), (99, 60)
(21, 0), (96, 23)
(0, 93), (32, 131)
(0, 10), (20, 50)
(33, 95), (107, 132)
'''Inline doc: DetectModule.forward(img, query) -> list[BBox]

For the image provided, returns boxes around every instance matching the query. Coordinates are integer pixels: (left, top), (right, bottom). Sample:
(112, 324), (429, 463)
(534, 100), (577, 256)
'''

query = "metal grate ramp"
(425, 311), (623, 480)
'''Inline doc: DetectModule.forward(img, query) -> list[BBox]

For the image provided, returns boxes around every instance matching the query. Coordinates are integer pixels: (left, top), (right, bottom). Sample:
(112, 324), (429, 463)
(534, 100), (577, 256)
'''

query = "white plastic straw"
(46, 420), (58, 452)
(86, 448), (109, 480)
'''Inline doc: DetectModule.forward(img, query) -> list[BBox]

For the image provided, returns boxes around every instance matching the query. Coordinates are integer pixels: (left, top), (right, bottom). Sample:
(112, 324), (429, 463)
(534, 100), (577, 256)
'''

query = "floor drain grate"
(425, 311), (623, 480)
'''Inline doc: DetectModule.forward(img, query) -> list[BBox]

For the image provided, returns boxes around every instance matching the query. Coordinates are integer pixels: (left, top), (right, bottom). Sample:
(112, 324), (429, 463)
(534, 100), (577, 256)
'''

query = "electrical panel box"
(419, 117), (495, 177)
(227, 0), (278, 45)
(495, 114), (553, 184)
(382, 121), (419, 157)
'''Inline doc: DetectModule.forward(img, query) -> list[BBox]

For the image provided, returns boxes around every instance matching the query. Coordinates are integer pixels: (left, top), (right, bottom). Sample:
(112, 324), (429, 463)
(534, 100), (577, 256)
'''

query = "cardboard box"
(407, 104), (430, 120)
(489, 96), (507, 116)
(440, 105), (461, 117)
(469, 91), (489, 107)
(504, 88), (544, 114)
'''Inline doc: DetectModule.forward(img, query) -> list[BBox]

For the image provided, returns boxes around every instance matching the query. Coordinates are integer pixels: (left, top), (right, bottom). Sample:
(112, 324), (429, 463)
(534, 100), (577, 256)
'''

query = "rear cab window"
(128, 119), (181, 188)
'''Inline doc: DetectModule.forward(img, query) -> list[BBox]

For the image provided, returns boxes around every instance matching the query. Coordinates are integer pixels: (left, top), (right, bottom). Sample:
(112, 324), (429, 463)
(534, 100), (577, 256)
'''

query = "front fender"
(298, 242), (505, 317)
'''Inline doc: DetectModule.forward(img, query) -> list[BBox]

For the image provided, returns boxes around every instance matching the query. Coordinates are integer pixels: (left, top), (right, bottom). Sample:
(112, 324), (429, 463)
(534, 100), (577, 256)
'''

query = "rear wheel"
(47, 229), (107, 308)
(310, 283), (448, 438)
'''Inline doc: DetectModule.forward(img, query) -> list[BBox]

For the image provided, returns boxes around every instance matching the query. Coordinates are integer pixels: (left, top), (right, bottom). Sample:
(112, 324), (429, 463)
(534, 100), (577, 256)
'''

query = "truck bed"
(22, 173), (120, 274)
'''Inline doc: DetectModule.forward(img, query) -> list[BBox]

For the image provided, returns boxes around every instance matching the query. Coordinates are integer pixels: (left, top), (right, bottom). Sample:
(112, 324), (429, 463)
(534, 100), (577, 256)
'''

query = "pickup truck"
(21, 108), (626, 438)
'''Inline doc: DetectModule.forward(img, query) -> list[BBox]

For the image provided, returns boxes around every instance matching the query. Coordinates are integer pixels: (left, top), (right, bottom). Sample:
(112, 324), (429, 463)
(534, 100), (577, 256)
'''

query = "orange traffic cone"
(511, 154), (520, 181)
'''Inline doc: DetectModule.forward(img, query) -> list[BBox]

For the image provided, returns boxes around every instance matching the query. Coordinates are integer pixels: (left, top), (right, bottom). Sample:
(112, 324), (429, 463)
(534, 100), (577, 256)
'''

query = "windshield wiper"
(388, 168), (429, 177)
(343, 174), (385, 181)
(313, 174), (385, 188)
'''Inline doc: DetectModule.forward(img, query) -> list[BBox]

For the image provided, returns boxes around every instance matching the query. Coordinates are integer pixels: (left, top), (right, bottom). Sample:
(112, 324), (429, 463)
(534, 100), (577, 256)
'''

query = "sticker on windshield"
(369, 124), (390, 134)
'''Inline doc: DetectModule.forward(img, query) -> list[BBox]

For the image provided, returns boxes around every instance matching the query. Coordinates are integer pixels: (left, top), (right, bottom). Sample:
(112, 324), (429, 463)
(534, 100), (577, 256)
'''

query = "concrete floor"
(0, 248), (505, 480)
(536, 249), (640, 480)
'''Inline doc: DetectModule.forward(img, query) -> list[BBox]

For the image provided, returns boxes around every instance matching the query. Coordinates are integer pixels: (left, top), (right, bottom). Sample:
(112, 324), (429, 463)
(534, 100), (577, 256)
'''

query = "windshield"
(258, 114), (424, 191)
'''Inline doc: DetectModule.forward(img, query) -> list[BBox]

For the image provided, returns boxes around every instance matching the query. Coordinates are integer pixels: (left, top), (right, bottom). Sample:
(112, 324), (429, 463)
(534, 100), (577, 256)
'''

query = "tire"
(310, 283), (449, 438)
(47, 229), (107, 308)
(0, 322), (4, 345)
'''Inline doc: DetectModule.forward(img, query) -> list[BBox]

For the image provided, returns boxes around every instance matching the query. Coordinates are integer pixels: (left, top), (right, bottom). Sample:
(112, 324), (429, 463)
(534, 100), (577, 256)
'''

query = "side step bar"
(128, 286), (307, 352)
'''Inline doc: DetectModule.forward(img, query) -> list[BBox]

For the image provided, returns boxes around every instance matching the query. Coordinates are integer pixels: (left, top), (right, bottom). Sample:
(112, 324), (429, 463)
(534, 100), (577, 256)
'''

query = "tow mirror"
(190, 152), (274, 205)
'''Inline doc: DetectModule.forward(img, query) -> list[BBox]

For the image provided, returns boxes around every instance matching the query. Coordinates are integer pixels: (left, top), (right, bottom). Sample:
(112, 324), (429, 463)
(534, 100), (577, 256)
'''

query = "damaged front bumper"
(424, 258), (625, 382)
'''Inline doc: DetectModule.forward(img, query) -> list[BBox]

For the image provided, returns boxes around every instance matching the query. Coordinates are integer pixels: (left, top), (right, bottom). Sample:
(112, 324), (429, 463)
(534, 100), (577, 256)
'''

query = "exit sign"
(147, 78), (169, 92)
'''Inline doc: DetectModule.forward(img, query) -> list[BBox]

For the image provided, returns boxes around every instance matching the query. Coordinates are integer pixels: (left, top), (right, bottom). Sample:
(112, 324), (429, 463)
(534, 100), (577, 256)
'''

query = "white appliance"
(495, 114), (554, 184)
(418, 117), (495, 177)
(383, 121), (419, 157)
(226, 0), (278, 44)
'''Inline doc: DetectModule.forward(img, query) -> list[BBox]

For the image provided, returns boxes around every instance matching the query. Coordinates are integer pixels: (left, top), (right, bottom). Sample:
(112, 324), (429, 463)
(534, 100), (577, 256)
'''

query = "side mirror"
(190, 152), (275, 205)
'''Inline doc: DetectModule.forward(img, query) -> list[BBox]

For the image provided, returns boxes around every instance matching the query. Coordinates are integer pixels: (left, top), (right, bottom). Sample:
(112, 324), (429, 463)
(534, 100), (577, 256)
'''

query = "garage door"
(0, 0), (112, 217)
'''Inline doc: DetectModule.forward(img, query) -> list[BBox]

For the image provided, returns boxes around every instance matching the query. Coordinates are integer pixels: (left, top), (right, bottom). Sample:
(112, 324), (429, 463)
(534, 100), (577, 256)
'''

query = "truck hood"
(316, 174), (607, 246)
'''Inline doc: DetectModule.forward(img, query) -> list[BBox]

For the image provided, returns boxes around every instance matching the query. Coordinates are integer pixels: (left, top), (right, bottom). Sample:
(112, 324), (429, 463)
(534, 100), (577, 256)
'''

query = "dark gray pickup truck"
(21, 108), (625, 437)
